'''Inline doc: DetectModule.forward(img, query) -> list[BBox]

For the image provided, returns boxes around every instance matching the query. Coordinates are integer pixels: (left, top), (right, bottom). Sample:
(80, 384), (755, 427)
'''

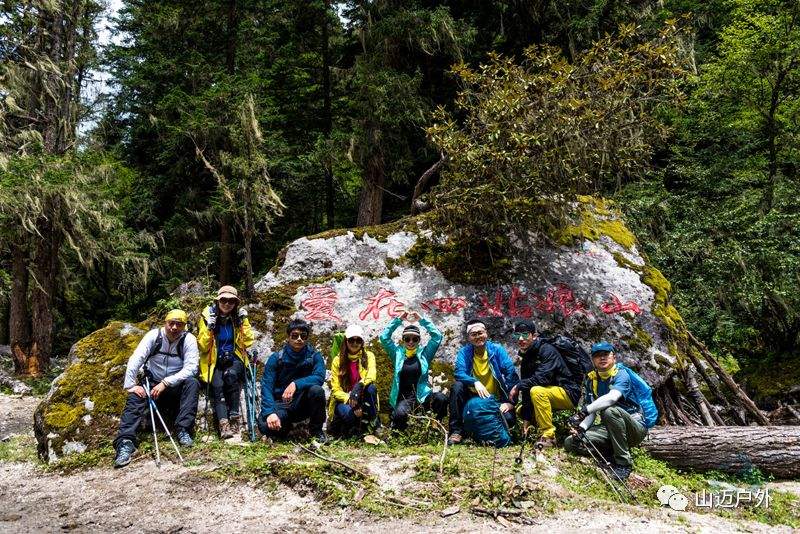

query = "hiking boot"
(313, 430), (329, 445)
(608, 463), (632, 481)
(447, 433), (463, 446)
(535, 436), (556, 450)
(219, 419), (234, 439)
(114, 439), (136, 468)
(229, 414), (241, 435)
(177, 429), (194, 447)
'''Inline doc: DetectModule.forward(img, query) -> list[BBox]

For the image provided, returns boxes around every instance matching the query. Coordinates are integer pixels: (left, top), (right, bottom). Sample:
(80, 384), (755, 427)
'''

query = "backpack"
(539, 334), (592, 382)
(617, 363), (659, 429)
(462, 395), (512, 448)
(144, 331), (186, 368)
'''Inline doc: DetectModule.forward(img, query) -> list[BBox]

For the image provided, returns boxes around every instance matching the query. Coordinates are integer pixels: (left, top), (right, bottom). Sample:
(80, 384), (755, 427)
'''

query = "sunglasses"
(218, 298), (238, 305)
(515, 332), (531, 340)
(289, 331), (309, 341)
(403, 336), (420, 343)
(347, 337), (364, 345)
(167, 320), (186, 328)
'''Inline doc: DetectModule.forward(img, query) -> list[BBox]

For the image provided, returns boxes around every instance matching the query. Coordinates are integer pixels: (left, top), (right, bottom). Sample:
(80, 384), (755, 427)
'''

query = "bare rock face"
(34, 196), (688, 461)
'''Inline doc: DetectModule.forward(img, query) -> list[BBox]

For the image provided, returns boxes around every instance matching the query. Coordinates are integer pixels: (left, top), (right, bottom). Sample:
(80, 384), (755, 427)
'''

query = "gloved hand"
(206, 308), (217, 331)
(349, 381), (365, 406)
(567, 407), (589, 429)
(238, 307), (248, 319)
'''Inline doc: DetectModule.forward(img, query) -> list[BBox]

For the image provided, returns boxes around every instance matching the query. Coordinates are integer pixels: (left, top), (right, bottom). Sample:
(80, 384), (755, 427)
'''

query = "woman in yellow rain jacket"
(197, 285), (254, 438)
(328, 324), (380, 437)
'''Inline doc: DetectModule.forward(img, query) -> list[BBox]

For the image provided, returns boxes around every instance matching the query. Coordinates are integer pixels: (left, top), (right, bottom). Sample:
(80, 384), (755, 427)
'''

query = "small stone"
(440, 506), (460, 517)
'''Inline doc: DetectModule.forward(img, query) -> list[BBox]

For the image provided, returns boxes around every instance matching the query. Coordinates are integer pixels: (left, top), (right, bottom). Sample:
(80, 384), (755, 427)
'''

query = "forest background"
(0, 0), (798, 405)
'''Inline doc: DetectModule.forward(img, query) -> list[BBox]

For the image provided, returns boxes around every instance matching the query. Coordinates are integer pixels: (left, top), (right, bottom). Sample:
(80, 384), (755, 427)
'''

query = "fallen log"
(642, 426), (800, 478)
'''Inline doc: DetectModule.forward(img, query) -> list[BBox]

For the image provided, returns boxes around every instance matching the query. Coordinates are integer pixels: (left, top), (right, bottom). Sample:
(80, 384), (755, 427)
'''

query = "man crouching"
(113, 309), (200, 468)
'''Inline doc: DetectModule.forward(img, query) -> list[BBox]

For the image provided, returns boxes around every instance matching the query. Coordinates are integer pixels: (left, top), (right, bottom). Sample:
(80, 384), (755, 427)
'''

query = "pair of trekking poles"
(145, 350), (261, 467)
(200, 349), (261, 441)
(499, 407), (635, 503)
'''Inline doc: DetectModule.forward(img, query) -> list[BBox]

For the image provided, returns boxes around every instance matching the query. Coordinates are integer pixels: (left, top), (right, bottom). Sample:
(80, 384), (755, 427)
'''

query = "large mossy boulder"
(34, 322), (146, 462)
(35, 196), (693, 462)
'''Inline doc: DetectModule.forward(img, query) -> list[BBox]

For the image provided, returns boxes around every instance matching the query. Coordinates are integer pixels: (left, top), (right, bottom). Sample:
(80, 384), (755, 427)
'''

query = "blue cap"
(591, 341), (615, 354)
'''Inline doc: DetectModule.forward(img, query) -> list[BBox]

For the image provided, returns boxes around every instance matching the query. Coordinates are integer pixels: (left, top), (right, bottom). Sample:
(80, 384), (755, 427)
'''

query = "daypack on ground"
(462, 395), (512, 447)
(616, 363), (659, 428)
(539, 334), (593, 381)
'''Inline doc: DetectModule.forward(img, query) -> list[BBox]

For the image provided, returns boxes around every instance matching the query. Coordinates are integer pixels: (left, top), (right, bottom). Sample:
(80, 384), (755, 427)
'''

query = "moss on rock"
(556, 195), (637, 250)
(34, 321), (146, 461)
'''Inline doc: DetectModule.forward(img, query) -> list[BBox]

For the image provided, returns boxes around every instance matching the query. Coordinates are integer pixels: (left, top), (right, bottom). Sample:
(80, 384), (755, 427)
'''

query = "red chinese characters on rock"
(358, 288), (406, 321)
(420, 297), (468, 314)
(300, 286), (342, 322)
(477, 284), (592, 319)
(600, 293), (642, 315)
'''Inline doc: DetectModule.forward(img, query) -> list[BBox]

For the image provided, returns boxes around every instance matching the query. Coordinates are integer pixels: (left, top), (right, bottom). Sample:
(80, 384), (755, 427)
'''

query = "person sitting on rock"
(448, 319), (519, 445)
(327, 324), (381, 437)
(197, 285), (254, 439)
(258, 318), (328, 443)
(380, 311), (448, 431)
(564, 342), (649, 480)
(113, 309), (200, 468)
(509, 320), (581, 449)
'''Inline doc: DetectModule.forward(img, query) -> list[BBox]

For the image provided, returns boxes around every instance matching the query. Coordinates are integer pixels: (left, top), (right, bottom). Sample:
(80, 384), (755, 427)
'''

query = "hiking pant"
(530, 385), (574, 439)
(391, 391), (448, 431)
(449, 380), (515, 435)
(114, 377), (200, 448)
(257, 385), (326, 438)
(209, 357), (244, 421)
(329, 383), (378, 436)
(563, 406), (648, 467)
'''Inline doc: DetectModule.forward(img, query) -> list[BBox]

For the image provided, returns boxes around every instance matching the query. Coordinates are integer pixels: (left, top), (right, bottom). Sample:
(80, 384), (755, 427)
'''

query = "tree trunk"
(322, 0), (334, 229)
(9, 243), (31, 375)
(356, 150), (385, 226)
(219, 218), (233, 285)
(242, 189), (254, 297)
(642, 426), (800, 478)
(0, 299), (9, 346)
(29, 210), (61, 375)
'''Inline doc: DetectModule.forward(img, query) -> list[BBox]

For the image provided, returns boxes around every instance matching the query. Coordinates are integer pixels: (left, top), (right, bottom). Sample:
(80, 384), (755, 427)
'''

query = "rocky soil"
(1, 394), (793, 533)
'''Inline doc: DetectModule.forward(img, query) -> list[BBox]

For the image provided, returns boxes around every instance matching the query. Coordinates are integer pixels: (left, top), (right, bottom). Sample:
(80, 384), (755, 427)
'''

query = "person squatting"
(113, 292), (657, 481)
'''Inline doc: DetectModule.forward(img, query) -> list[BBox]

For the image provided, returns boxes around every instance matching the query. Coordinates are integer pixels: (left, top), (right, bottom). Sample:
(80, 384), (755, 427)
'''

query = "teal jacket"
(380, 317), (443, 407)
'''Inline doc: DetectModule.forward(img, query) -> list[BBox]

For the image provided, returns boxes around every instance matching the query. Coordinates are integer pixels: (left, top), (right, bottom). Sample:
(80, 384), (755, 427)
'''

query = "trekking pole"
(577, 431), (632, 504)
(515, 427), (528, 465)
(203, 338), (215, 435)
(144, 377), (161, 467)
(245, 350), (259, 442)
(145, 377), (185, 464)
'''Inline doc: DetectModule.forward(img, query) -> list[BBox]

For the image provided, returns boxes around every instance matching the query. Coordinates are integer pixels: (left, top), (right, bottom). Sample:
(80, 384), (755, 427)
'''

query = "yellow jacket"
(328, 332), (376, 410)
(197, 305), (254, 382)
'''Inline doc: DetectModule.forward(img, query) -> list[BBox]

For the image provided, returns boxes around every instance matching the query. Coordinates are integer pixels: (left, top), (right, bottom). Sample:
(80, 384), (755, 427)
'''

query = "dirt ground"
(0, 394), (792, 534)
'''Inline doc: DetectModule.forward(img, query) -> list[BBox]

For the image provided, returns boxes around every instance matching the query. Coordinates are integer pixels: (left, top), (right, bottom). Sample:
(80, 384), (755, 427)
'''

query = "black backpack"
(539, 334), (592, 382)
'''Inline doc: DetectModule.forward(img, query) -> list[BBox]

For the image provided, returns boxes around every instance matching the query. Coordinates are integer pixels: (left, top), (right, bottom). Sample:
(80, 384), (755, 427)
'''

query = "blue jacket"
(379, 317), (443, 407)
(454, 341), (520, 404)
(260, 343), (325, 418)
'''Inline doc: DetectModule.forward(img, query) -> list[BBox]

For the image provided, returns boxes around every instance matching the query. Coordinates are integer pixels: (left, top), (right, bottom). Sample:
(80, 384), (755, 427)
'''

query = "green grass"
(0, 434), (38, 463)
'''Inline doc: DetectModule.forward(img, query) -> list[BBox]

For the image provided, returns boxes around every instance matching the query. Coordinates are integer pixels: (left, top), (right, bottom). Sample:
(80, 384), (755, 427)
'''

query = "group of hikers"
(113, 285), (657, 482)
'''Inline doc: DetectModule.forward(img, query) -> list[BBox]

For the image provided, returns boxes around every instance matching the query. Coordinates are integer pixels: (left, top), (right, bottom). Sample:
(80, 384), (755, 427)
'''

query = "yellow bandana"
(405, 348), (416, 358)
(588, 365), (619, 396)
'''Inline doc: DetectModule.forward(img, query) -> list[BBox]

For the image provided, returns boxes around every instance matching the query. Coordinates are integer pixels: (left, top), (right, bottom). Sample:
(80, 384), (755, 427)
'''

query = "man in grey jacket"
(113, 309), (200, 468)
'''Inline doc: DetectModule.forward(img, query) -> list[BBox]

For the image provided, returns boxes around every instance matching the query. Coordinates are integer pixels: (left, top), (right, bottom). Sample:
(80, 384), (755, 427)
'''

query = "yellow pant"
(530, 386), (574, 438)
